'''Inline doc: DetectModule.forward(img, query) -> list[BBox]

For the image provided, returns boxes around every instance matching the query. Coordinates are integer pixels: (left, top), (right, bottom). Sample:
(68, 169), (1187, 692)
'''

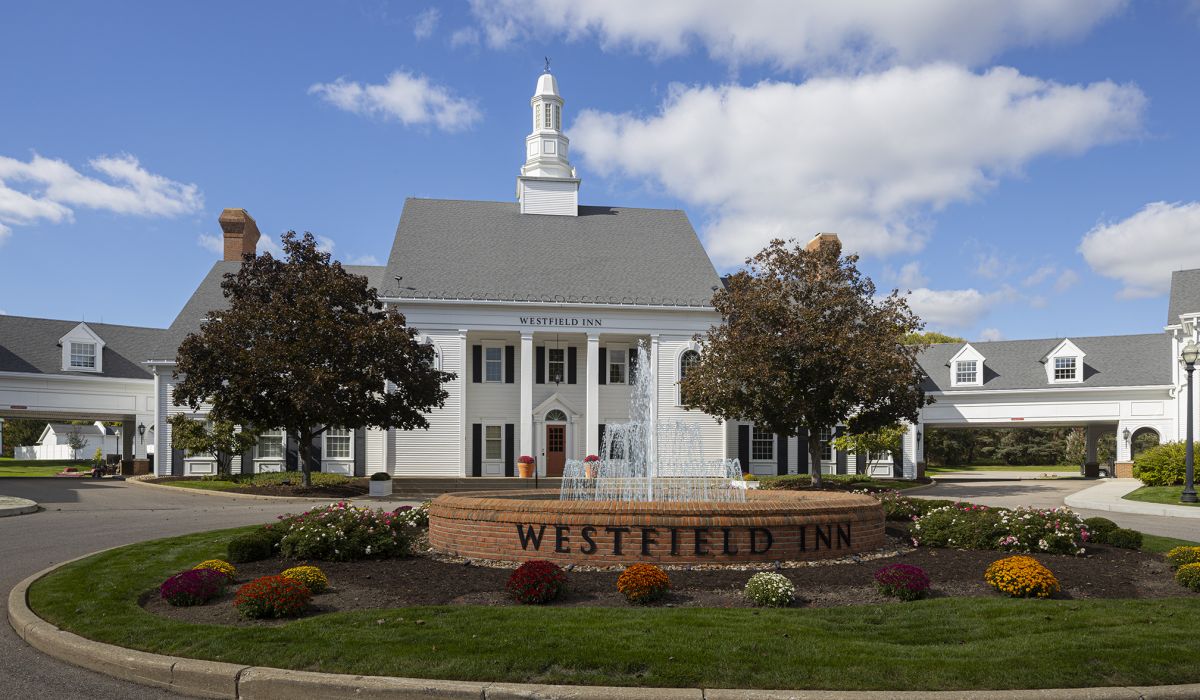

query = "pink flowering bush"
(159, 568), (227, 606)
(276, 501), (417, 561)
(874, 564), (930, 601)
(912, 504), (1088, 555)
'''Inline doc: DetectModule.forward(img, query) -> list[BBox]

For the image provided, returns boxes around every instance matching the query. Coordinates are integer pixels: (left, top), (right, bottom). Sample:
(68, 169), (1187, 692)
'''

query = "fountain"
(560, 344), (746, 503)
(428, 343), (884, 566)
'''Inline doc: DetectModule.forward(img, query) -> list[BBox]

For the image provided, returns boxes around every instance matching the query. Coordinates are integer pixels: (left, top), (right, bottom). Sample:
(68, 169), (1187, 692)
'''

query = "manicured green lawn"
(1123, 486), (1200, 508)
(926, 465), (1075, 473)
(26, 526), (1200, 691)
(1141, 533), (1200, 554)
(0, 458), (89, 477)
(756, 475), (928, 491)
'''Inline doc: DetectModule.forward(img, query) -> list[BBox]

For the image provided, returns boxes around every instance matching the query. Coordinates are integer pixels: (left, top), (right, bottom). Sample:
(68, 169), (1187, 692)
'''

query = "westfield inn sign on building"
(3, 67), (1199, 480)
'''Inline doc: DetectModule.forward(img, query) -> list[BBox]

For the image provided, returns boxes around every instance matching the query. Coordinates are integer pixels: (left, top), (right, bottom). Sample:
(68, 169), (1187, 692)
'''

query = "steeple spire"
(517, 64), (579, 215)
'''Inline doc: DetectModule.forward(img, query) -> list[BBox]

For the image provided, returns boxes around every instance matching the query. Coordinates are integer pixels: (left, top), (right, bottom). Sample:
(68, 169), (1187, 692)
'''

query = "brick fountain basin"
(428, 489), (885, 566)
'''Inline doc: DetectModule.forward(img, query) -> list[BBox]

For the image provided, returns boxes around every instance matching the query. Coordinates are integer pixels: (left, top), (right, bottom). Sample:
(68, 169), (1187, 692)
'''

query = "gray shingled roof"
(0, 315), (165, 379)
(1168, 269), (1200, 324)
(381, 198), (723, 307)
(918, 333), (1171, 392)
(148, 261), (385, 363)
(43, 422), (112, 437)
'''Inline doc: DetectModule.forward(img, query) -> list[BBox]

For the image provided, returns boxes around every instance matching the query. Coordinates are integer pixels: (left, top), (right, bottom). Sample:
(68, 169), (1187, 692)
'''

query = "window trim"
(953, 359), (979, 386)
(323, 428), (353, 461)
(1052, 356), (1079, 382)
(483, 423), (504, 463)
(546, 347), (566, 384)
(818, 427), (835, 463)
(68, 341), (97, 370)
(608, 347), (628, 385)
(483, 345), (504, 383)
(678, 348), (700, 405)
(751, 425), (775, 462)
(256, 428), (285, 460)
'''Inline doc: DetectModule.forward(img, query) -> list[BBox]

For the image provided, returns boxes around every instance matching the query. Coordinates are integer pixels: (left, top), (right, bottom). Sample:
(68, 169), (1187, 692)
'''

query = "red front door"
(545, 424), (566, 477)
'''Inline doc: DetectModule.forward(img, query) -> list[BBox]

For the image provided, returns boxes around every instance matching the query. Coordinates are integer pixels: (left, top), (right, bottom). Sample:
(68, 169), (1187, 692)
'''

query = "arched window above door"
(545, 409), (568, 422)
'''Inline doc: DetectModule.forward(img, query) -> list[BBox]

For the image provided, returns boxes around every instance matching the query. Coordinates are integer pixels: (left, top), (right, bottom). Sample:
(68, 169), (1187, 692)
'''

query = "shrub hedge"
(912, 505), (1088, 555)
(1105, 528), (1143, 550)
(226, 531), (277, 563)
(1133, 442), (1200, 486)
(1082, 517), (1119, 544)
(276, 501), (417, 561)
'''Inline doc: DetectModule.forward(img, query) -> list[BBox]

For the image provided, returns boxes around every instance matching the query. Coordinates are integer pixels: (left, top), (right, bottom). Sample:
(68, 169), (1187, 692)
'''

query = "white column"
(586, 332), (600, 455)
(457, 329), (469, 477)
(520, 332), (534, 461)
(135, 414), (153, 459)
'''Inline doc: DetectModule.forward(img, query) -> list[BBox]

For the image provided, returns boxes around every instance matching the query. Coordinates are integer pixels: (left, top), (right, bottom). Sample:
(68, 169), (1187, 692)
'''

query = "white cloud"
(450, 27), (481, 48)
(413, 8), (439, 39)
(1079, 201), (1200, 298)
(309, 71), (481, 131)
(905, 287), (1006, 330)
(0, 153), (202, 241)
(0, 309), (7, 315)
(1029, 295), (1048, 309)
(1022, 265), (1057, 287)
(345, 254), (381, 266)
(883, 261), (927, 290)
(470, 0), (1125, 71)
(572, 65), (1144, 267)
(979, 327), (1004, 341)
(197, 233), (223, 254)
(1054, 269), (1080, 293)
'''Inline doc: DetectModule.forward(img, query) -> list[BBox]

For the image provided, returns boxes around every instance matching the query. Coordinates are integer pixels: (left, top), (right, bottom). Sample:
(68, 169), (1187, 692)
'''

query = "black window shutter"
(310, 435), (323, 473)
(892, 449), (903, 478)
(567, 346), (577, 384)
(471, 424), (482, 477)
(835, 426), (848, 474)
(598, 424), (606, 456)
(353, 430), (366, 477)
(171, 447), (184, 476)
(504, 424), (515, 477)
(472, 345), (482, 383)
(737, 424), (750, 469)
(285, 434), (298, 471)
(797, 428), (809, 474)
(536, 346), (545, 384)
(628, 347), (638, 381)
(776, 434), (788, 475)
(854, 449), (866, 476)
(598, 347), (607, 385)
(504, 345), (515, 384)
(240, 446), (254, 475)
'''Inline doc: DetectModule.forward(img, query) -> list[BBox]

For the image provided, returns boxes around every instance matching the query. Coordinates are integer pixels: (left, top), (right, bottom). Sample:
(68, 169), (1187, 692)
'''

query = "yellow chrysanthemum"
(984, 555), (1059, 598)
(193, 559), (237, 582)
(281, 565), (329, 594)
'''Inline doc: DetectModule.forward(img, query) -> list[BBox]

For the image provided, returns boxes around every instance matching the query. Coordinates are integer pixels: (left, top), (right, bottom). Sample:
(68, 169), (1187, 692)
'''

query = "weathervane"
(544, 56), (551, 73)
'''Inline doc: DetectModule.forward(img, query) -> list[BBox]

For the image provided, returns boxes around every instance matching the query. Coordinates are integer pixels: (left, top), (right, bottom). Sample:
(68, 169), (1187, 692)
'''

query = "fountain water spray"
(560, 343), (746, 502)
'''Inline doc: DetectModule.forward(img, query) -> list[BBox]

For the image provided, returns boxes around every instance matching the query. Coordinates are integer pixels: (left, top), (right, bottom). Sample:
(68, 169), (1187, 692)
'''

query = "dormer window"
(69, 342), (96, 369)
(948, 343), (985, 387)
(1053, 356), (1077, 381)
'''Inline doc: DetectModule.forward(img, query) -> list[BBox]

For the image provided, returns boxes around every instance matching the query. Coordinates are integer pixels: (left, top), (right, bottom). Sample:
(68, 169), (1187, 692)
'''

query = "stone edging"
(10, 549), (1200, 699)
(0, 495), (39, 517)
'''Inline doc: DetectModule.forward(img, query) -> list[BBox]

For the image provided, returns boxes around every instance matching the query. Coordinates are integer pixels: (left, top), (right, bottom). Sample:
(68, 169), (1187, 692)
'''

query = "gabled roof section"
(947, 343), (984, 365)
(147, 261), (386, 363)
(381, 198), (722, 308)
(59, 322), (104, 346)
(0, 315), (165, 379)
(1168, 268), (1200, 325)
(1041, 338), (1085, 363)
(919, 333), (1170, 392)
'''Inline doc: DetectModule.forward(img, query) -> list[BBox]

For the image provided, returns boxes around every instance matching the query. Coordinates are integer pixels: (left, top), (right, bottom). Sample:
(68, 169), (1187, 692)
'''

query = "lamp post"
(1182, 340), (1199, 503)
(137, 422), (146, 445)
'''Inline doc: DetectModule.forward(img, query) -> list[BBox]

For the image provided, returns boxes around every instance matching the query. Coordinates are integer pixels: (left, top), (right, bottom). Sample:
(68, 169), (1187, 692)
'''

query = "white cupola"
(517, 62), (580, 216)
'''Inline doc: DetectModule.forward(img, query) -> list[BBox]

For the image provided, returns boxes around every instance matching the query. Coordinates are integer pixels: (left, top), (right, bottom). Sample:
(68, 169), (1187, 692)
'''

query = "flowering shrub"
(583, 454), (600, 463)
(506, 560), (568, 604)
(281, 565), (329, 594)
(616, 563), (670, 604)
(743, 572), (795, 607)
(193, 559), (237, 582)
(1174, 562), (1200, 591)
(858, 489), (955, 521)
(276, 501), (416, 561)
(874, 563), (930, 601)
(393, 501), (430, 529)
(984, 556), (1060, 598)
(1167, 546), (1200, 569)
(234, 575), (312, 619)
(160, 568), (227, 607)
(913, 505), (1088, 555)
(518, 455), (536, 465)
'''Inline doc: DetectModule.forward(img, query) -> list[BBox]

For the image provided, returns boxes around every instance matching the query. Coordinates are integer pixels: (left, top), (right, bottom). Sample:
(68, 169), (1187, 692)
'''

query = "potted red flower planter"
(583, 455), (600, 479)
(517, 455), (536, 478)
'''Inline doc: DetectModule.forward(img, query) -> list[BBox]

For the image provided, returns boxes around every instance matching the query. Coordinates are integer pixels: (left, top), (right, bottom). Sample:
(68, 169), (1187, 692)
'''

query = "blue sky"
(2, 1), (1198, 342)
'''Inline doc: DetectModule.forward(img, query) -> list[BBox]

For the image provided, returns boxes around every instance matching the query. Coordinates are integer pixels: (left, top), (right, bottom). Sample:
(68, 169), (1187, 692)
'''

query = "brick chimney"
(804, 232), (841, 254)
(218, 208), (261, 261)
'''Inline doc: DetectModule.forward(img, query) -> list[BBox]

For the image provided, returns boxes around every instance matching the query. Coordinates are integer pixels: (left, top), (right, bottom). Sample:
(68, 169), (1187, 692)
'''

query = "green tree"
(65, 428), (89, 461)
(832, 424), (907, 464)
(0, 418), (43, 458)
(167, 415), (260, 477)
(680, 237), (931, 488)
(901, 331), (965, 346)
(172, 231), (454, 487)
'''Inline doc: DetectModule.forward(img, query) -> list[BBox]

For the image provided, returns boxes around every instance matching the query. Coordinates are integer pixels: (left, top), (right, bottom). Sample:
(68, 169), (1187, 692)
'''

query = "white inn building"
(2, 69), (1200, 481)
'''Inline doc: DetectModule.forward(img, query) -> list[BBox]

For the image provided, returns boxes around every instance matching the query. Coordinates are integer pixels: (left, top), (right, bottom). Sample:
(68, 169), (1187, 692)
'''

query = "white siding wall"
(365, 427), (386, 474)
(392, 332), (466, 476)
(519, 179), (578, 216)
(466, 335), (521, 476)
(656, 337), (725, 463)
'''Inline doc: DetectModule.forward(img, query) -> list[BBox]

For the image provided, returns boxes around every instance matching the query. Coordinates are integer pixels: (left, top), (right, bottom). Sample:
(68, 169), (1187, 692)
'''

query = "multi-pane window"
(819, 427), (834, 461)
(608, 348), (627, 384)
(257, 429), (284, 459)
(679, 350), (700, 403)
(325, 428), (351, 459)
(484, 425), (502, 461)
(1054, 356), (1077, 381)
(534, 104), (541, 131)
(543, 103), (552, 128)
(548, 347), (565, 384)
(955, 360), (978, 384)
(69, 342), (96, 369)
(484, 347), (503, 383)
(751, 426), (774, 461)
(554, 104), (561, 130)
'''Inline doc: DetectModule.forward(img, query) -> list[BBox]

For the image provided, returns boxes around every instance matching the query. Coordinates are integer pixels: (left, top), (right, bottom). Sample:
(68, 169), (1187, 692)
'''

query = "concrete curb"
(1065, 479), (1200, 519)
(0, 495), (39, 517)
(12, 549), (1200, 698)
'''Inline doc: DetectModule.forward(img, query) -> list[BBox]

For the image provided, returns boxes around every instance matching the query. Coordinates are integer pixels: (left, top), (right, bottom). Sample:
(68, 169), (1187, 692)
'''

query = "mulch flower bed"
(143, 528), (1189, 627)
